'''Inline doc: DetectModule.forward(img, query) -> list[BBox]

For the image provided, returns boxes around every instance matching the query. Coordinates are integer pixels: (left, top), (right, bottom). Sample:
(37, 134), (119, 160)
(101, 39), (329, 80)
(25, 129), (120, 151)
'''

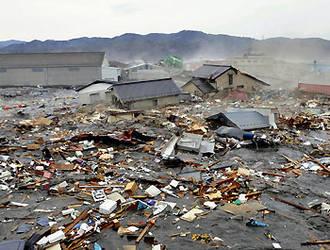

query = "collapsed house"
(182, 64), (270, 97)
(77, 80), (116, 105)
(206, 111), (271, 130)
(227, 107), (279, 129)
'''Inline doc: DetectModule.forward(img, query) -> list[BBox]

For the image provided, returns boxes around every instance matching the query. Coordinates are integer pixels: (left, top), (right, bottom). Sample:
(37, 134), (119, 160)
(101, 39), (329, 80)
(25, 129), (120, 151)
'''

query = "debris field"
(0, 88), (329, 250)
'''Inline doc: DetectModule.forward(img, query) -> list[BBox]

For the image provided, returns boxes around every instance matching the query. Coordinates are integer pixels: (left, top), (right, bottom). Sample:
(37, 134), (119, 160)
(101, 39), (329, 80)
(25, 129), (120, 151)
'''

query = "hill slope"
(0, 31), (329, 63)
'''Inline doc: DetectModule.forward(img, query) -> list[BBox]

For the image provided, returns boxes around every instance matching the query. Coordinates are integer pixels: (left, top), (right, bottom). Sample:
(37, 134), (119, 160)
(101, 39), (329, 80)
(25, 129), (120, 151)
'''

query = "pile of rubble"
(0, 89), (329, 249)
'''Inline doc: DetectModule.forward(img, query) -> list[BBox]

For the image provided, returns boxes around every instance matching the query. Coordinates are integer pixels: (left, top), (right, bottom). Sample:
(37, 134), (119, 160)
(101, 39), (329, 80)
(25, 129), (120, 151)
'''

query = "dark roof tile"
(207, 111), (270, 130)
(192, 64), (232, 79)
(113, 78), (182, 102)
(190, 78), (216, 94)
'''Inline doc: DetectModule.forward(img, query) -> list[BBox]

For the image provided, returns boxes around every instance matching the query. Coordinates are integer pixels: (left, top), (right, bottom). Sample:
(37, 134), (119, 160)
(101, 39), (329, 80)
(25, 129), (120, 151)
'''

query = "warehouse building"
(0, 52), (120, 86)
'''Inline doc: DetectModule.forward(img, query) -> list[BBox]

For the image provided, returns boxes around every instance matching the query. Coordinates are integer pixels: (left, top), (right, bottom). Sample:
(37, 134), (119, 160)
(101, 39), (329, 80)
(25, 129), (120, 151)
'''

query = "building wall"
(122, 64), (170, 81)
(79, 91), (108, 105)
(182, 82), (204, 96)
(298, 83), (330, 96)
(128, 99), (156, 109)
(128, 95), (179, 109)
(47, 67), (101, 86)
(157, 95), (180, 107)
(0, 68), (46, 86)
(105, 92), (179, 110)
(102, 67), (121, 81)
(0, 66), (102, 86)
(213, 69), (265, 92)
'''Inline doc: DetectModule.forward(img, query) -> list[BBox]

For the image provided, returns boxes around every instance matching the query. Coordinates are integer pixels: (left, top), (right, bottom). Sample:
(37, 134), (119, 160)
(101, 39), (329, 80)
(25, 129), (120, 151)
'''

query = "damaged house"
(182, 64), (270, 97)
(107, 78), (182, 110)
(77, 80), (116, 105)
(207, 111), (271, 130)
(121, 63), (169, 81)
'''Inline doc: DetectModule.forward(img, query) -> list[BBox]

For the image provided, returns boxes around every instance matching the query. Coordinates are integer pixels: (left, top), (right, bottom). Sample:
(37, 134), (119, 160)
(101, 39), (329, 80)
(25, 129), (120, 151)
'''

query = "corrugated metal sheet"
(199, 140), (215, 154)
(177, 133), (203, 152)
(298, 83), (330, 96)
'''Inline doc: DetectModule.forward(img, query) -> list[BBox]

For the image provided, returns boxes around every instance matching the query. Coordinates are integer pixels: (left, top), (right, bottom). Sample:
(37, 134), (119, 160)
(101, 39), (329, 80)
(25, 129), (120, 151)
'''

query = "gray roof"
(190, 78), (216, 94)
(0, 52), (105, 68)
(223, 111), (270, 130)
(207, 111), (270, 130)
(113, 78), (182, 103)
(192, 64), (232, 80)
(192, 64), (270, 86)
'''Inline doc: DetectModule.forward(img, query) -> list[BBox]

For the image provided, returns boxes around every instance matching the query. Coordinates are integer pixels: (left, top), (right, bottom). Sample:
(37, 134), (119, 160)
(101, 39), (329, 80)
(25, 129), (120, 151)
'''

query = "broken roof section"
(112, 78), (182, 103)
(192, 64), (233, 80)
(228, 107), (278, 129)
(207, 111), (270, 130)
(76, 79), (116, 92)
(188, 78), (217, 94)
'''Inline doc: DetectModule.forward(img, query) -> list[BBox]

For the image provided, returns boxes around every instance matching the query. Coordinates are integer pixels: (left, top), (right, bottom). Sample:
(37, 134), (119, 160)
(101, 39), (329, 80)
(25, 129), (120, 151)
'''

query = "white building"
(77, 80), (114, 105)
(121, 63), (169, 81)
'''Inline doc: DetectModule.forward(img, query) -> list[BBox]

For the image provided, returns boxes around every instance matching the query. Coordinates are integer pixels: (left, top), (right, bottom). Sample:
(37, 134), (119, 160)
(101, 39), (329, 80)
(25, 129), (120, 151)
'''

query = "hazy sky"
(1, 0), (329, 41)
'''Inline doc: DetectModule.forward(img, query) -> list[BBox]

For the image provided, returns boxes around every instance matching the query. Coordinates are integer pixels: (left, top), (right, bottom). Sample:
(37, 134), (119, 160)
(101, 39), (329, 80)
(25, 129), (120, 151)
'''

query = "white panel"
(79, 83), (112, 94)
(101, 67), (121, 81)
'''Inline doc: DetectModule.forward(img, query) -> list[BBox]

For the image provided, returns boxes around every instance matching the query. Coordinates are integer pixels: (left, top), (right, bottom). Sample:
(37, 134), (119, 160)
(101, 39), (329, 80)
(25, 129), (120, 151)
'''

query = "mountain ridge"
(1, 30), (329, 63)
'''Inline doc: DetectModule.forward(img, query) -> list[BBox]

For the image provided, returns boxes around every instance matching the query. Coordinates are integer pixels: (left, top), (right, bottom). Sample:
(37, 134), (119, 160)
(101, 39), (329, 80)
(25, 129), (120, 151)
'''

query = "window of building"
(90, 93), (101, 104)
(68, 67), (80, 71)
(237, 85), (244, 89)
(111, 95), (118, 104)
(0, 68), (7, 73)
(228, 74), (233, 85)
(32, 68), (44, 72)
